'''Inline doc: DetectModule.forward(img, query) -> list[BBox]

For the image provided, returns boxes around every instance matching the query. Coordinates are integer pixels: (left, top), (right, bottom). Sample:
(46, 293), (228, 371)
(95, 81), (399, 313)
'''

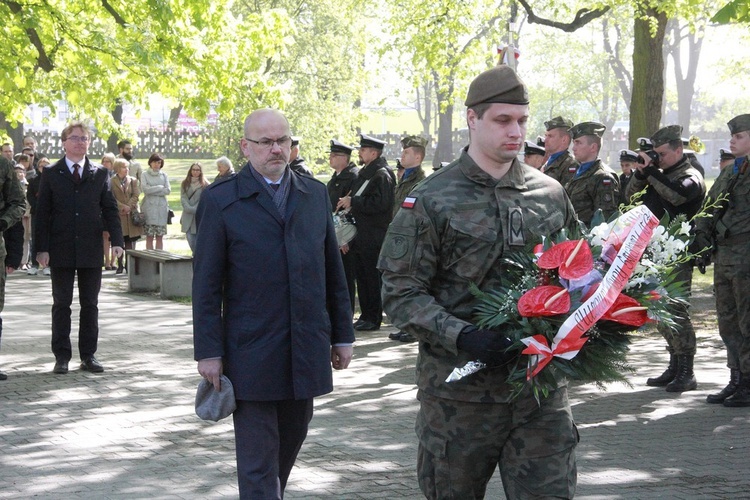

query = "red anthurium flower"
(518, 285), (571, 317)
(536, 239), (594, 280)
(648, 290), (662, 301)
(601, 293), (650, 327)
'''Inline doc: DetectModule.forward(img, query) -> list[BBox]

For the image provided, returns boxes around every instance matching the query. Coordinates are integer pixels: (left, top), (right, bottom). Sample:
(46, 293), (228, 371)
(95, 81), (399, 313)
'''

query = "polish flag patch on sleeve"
(602, 178), (612, 186)
(402, 196), (417, 209)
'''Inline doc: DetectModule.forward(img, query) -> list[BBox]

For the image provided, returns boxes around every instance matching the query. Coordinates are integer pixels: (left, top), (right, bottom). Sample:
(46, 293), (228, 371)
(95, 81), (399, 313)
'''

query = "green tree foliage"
(0, 0), (292, 135)
(712, 0), (750, 22)
(383, 0), (507, 167)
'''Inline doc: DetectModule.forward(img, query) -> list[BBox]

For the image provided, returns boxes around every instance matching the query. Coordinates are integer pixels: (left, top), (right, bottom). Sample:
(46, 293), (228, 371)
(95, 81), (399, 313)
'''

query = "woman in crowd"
(213, 156), (234, 182)
(141, 153), (171, 250)
(180, 162), (208, 252)
(110, 159), (143, 273)
(26, 156), (50, 275)
(101, 152), (117, 270)
(14, 165), (31, 269)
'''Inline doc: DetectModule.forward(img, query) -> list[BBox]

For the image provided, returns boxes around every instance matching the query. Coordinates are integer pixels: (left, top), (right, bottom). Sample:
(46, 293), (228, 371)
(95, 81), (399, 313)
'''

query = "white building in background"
(24, 95), (216, 133)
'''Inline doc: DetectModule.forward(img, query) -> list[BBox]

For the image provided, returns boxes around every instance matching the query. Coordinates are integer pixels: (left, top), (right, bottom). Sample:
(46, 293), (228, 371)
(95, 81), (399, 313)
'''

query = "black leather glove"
(456, 325), (515, 367)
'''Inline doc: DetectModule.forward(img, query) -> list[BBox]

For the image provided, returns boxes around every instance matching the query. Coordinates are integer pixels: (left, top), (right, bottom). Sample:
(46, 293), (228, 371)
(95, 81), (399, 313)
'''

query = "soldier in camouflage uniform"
(627, 125), (706, 393)
(378, 65), (579, 499)
(542, 116), (578, 186)
(0, 155), (28, 380)
(695, 114), (750, 407)
(567, 121), (620, 227)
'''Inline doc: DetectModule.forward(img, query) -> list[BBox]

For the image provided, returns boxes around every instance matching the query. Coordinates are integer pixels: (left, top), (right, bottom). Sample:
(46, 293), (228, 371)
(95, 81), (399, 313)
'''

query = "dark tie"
(270, 183), (280, 191)
(73, 163), (81, 183)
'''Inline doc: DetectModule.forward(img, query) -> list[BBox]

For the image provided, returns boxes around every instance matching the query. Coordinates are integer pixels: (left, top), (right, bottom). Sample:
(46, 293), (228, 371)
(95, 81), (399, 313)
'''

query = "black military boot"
(723, 373), (750, 407)
(707, 369), (740, 404)
(647, 353), (677, 387)
(666, 355), (698, 392)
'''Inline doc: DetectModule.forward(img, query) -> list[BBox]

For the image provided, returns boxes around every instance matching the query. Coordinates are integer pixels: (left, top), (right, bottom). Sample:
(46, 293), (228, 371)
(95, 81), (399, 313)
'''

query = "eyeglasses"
(245, 136), (292, 150)
(66, 136), (90, 143)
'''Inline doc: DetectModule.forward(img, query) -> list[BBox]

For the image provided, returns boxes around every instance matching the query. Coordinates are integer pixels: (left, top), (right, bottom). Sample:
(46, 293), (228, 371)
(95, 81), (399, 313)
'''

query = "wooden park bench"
(126, 249), (193, 299)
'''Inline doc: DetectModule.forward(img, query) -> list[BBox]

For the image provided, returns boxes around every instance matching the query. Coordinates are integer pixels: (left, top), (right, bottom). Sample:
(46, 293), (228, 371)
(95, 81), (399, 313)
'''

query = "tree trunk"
(629, 8), (667, 149)
(673, 28), (703, 134)
(434, 104), (455, 169)
(107, 100), (124, 153)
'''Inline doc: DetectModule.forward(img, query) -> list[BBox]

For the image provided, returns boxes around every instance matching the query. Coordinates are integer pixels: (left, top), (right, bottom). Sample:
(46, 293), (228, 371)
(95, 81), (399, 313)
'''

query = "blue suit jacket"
(192, 165), (355, 401)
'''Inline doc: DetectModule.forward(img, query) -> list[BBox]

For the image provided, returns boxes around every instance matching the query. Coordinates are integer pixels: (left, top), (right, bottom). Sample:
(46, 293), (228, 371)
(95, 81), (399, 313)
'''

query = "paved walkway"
(1, 269), (749, 499)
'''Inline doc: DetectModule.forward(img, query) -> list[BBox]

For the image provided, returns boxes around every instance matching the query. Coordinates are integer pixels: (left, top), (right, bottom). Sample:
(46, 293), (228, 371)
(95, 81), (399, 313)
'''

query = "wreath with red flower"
(450, 205), (694, 402)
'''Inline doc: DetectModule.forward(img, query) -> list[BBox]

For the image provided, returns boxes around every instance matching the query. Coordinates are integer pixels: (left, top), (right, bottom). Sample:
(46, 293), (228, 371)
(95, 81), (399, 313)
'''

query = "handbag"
(131, 210), (146, 226)
(167, 209), (175, 224)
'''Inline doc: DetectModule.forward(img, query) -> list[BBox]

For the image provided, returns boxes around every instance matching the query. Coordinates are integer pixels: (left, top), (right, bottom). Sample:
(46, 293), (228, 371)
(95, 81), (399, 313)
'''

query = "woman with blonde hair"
(110, 159), (143, 273)
(141, 153), (170, 250)
(180, 162), (208, 252)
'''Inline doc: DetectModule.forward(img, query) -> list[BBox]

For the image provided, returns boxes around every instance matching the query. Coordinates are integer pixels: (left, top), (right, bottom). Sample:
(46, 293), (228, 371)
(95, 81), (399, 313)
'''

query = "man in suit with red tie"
(35, 121), (124, 375)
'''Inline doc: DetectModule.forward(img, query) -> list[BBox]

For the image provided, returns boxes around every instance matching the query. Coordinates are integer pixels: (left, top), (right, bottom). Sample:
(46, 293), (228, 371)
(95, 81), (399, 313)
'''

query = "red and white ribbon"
(521, 206), (660, 378)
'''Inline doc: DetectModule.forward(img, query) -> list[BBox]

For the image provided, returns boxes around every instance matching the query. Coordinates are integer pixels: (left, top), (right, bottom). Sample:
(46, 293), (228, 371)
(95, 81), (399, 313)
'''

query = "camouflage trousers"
(715, 260), (750, 373)
(656, 260), (696, 356)
(0, 265), (5, 347)
(415, 388), (578, 499)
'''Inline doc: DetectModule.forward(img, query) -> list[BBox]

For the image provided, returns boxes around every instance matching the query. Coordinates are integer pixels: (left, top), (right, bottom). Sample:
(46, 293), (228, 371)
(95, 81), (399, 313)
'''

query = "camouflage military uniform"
(378, 151), (579, 499)
(0, 155), (28, 368)
(544, 150), (578, 187)
(697, 157), (750, 374)
(627, 155), (705, 359)
(392, 165), (425, 218)
(565, 159), (620, 226)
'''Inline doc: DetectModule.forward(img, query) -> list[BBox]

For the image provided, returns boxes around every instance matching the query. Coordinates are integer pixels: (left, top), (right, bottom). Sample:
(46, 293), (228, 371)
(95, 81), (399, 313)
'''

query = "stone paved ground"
(1, 268), (749, 499)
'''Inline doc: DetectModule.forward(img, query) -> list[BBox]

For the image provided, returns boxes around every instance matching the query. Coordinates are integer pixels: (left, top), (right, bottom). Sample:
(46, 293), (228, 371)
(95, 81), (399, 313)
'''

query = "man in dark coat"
(326, 139), (359, 313)
(193, 109), (354, 499)
(34, 122), (124, 375)
(336, 134), (395, 331)
(288, 136), (314, 177)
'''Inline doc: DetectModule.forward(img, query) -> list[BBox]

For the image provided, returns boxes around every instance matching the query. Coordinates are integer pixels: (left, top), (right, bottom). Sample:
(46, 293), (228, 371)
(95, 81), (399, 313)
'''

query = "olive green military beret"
(544, 116), (574, 131)
(728, 114), (750, 135)
(650, 125), (682, 148)
(464, 65), (529, 108)
(570, 121), (606, 139)
(524, 140), (545, 156)
(401, 135), (428, 149)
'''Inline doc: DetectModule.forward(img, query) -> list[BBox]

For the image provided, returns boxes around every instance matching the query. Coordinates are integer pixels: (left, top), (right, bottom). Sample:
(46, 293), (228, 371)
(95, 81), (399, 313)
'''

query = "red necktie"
(73, 163), (81, 183)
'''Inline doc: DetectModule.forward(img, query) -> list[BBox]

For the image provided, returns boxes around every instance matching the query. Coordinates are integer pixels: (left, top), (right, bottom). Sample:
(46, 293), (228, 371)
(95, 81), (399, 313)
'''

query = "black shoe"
(353, 318), (365, 328)
(646, 354), (677, 387)
(398, 332), (417, 343)
(707, 369), (740, 404)
(0, 370), (7, 381)
(354, 321), (380, 331)
(388, 331), (402, 340)
(53, 360), (69, 374)
(80, 356), (104, 373)
(115, 266), (124, 275)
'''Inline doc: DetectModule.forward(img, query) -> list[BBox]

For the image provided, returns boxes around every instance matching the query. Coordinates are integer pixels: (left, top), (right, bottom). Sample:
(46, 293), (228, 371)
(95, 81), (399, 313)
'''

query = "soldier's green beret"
(719, 148), (735, 161)
(570, 121), (606, 140)
(359, 134), (386, 151)
(619, 149), (638, 162)
(524, 140), (545, 156)
(544, 116), (574, 131)
(291, 136), (301, 147)
(401, 135), (428, 149)
(650, 125), (682, 148)
(329, 139), (354, 155)
(728, 114), (750, 135)
(464, 65), (529, 108)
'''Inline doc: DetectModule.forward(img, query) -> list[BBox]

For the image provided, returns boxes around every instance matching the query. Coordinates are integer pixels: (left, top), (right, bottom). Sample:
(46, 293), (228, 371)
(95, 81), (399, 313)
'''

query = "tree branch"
(101, 0), (129, 27)
(516, 0), (610, 32)
(4, 0), (55, 72)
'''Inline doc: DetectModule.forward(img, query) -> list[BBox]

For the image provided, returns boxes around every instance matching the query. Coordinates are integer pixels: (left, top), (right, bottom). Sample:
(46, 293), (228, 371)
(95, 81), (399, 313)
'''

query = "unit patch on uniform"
(568, 166), (577, 173)
(508, 207), (524, 246)
(602, 178), (612, 186)
(402, 196), (417, 209)
(386, 234), (409, 259)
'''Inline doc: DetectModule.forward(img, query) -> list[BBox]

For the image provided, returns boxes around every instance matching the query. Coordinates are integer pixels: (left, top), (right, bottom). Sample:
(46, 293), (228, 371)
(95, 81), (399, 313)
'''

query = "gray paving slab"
(1, 269), (749, 499)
